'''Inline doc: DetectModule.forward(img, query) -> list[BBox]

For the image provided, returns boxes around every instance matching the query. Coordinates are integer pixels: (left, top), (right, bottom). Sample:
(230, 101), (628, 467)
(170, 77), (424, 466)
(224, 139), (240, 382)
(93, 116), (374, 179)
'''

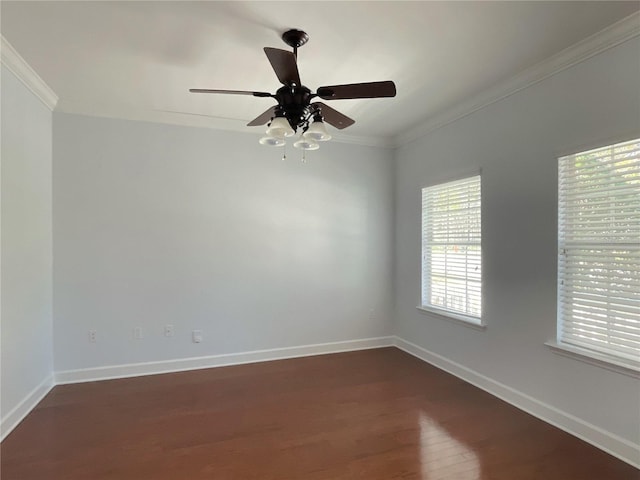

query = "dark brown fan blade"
(311, 102), (355, 130)
(189, 89), (272, 97)
(247, 106), (277, 126)
(264, 48), (301, 86)
(316, 81), (396, 100)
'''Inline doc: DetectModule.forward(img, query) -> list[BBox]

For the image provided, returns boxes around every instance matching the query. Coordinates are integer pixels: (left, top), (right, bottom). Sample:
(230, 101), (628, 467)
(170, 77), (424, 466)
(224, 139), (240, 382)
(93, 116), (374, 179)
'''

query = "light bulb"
(303, 120), (331, 141)
(266, 117), (294, 138)
(259, 136), (286, 147)
(294, 138), (319, 151)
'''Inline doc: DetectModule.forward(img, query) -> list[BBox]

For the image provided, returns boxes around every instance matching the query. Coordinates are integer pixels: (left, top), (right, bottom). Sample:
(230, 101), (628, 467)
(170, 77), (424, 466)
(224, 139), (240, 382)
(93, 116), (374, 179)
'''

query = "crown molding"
(5, 10), (636, 148)
(394, 11), (640, 147)
(55, 104), (394, 149)
(331, 131), (394, 149)
(1, 35), (58, 111)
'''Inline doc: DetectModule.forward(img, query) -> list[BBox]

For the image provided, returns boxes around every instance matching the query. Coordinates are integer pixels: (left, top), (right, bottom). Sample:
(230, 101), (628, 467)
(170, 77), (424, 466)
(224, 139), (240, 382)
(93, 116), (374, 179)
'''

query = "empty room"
(1, 1), (639, 479)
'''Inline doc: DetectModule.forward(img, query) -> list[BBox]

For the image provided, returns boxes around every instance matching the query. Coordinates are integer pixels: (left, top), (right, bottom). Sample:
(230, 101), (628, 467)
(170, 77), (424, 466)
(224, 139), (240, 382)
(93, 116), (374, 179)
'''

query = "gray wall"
(394, 37), (640, 445)
(1, 65), (54, 428)
(53, 114), (394, 371)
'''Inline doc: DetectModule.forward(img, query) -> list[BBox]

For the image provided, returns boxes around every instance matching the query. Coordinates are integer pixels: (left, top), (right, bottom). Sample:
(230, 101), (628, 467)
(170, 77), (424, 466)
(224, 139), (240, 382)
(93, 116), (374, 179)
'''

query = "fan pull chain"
(302, 149), (307, 163)
(281, 143), (287, 161)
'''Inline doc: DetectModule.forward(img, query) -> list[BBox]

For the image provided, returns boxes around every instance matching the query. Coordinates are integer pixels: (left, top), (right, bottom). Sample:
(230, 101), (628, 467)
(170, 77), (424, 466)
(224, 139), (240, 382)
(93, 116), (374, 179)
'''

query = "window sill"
(545, 341), (640, 379)
(416, 305), (486, 331)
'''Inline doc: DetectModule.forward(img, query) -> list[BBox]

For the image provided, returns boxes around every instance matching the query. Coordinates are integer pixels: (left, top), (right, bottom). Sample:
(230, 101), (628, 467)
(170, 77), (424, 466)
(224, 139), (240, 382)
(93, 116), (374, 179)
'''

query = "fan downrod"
(282, 29), (309, 50)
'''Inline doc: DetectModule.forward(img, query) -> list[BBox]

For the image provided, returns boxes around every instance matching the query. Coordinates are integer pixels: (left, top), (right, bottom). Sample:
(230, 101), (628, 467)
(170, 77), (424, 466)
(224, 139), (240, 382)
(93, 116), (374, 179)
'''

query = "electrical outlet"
(164, 324), (174, 337)
(192, 330), (203, 343)
(133, 327), (142, 340)
(88, 330), (97, 343)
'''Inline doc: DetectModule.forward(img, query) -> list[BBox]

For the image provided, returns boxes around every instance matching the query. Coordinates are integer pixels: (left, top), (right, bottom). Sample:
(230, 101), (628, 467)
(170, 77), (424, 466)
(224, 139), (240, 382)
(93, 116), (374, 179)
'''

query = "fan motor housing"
(275, 85), (312, 130)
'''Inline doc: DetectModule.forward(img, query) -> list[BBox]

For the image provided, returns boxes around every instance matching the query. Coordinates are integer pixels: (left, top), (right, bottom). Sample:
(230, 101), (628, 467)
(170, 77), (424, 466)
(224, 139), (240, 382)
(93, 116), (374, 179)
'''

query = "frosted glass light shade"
(259, 136), (286, 147)
(293, 138), (319, 150)
(303, 121), (331, 141)
(266, 117), (294, 138)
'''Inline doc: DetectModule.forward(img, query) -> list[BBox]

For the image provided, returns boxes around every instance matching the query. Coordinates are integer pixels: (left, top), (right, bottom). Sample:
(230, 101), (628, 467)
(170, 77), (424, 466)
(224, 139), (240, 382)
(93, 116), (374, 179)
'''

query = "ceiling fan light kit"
(293, 138), (320, 151)
(265, 115), (295, 139)
(190, 29), (396, 158)
(258, 136), (286, 147)
(303, 116), (332, 142)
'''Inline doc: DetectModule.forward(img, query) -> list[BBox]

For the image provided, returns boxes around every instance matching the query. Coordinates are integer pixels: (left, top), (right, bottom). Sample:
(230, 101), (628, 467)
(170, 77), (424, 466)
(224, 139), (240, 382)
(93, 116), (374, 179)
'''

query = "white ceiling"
(2, 1), (638, 145)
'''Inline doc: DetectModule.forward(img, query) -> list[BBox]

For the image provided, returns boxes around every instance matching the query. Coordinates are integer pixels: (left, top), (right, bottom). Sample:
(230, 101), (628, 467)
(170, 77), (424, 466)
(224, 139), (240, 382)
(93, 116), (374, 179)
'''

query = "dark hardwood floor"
(1, 348), (638, 479)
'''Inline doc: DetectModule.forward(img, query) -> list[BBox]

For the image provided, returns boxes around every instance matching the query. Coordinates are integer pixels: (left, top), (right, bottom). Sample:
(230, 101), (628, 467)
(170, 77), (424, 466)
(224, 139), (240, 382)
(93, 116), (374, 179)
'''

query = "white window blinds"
(422, 175), (482, 321)
(558, 138), (640, 364)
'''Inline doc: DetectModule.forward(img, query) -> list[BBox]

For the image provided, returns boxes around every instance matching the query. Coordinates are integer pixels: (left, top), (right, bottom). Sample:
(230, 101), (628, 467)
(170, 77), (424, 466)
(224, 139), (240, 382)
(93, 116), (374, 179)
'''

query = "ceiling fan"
(190, 29), (396, 151)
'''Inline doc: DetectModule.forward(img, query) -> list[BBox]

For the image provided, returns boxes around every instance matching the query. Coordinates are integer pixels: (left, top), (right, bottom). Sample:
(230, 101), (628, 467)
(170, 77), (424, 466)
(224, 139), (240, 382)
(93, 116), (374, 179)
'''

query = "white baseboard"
(1, 374), (54, 442)
(55, 336), (395, 385)
(393, 336), (640, 469)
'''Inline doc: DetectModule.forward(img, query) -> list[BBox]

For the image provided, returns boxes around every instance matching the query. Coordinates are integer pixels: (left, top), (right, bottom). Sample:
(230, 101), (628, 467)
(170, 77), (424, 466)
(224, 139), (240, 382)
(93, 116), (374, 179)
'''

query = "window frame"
(418, 174), (484, 328)
(552, 137), (640, 375)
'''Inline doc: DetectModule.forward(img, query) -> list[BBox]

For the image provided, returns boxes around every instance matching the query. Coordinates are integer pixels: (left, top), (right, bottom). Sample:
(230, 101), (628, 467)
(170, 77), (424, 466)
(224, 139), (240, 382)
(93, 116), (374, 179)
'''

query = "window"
(421, 175), (482, 325)
(557, 138), (640, 367)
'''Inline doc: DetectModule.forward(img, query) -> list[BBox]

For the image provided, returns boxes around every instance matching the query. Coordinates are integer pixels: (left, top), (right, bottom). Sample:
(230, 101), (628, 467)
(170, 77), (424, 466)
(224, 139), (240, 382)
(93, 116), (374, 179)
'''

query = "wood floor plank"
(1, 348), (638, 479)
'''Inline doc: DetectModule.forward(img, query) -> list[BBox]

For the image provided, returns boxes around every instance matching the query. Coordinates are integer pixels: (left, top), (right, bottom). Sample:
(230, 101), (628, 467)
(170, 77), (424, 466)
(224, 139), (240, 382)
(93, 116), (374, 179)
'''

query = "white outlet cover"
(192, 330), (203, 343)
